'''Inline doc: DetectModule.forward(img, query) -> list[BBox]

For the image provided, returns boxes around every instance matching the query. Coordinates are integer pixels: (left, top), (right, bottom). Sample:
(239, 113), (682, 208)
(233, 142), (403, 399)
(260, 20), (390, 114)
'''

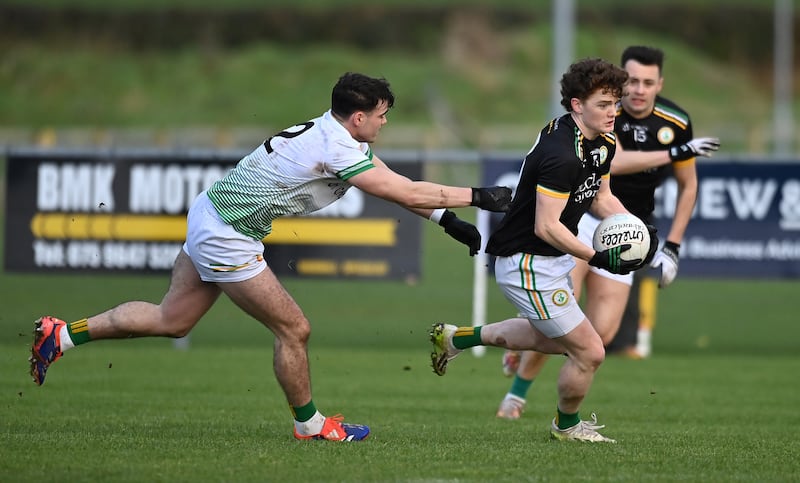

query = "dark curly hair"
(559, 58), (628, 112)
(331, 72), (395, 118)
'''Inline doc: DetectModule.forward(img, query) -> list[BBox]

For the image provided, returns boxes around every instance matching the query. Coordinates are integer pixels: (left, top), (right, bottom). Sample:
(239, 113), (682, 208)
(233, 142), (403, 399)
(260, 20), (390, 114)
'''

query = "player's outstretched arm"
(348, 158), (511, 212)
(610, 137), (720, 176)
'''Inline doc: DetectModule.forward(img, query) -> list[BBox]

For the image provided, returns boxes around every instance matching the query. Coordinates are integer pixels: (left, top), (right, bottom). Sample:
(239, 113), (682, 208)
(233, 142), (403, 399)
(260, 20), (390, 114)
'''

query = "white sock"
(294, 411), (325, 436)
(58, 325), (75, 352)
(636, 328), (652, 357)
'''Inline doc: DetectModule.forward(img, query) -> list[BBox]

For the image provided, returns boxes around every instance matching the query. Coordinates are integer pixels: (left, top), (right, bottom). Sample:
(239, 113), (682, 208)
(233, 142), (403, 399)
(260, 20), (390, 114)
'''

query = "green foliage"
(0, 18), (778, 151)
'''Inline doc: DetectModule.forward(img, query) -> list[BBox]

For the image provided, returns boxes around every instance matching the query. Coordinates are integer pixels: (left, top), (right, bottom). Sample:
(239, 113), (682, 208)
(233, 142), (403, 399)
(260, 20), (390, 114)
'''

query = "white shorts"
(182, 192), (268, 283)
(494, 253), (585, 338)
(578, 213), (633, 286)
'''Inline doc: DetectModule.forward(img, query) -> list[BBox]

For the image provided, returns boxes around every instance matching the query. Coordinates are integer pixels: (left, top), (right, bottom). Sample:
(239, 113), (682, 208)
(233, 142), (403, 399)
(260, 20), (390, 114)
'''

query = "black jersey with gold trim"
(612, 96), (693, 219)
(487, 114), (616, 257)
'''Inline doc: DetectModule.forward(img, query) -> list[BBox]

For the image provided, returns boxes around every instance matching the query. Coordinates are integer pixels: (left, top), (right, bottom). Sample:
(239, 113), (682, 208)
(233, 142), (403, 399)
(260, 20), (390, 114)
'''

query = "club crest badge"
(658, 127), (675, 144)
(552, 289), (570, 307)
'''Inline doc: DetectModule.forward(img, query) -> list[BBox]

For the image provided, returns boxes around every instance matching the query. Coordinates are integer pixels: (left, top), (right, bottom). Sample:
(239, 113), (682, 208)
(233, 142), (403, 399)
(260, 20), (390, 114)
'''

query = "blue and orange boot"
(30, 316), (67, 385)
(293, 414), (370, 442)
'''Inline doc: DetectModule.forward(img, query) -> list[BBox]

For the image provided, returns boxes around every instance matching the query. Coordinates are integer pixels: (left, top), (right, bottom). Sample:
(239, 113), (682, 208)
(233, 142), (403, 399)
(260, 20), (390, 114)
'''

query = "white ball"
(592, 213), (650, 263)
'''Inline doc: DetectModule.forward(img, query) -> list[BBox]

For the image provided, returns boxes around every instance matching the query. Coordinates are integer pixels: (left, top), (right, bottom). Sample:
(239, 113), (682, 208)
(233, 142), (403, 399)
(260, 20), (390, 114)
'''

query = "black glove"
(471, 186), (512, 212)
(439, 210), (481, 256)
(588, 245), (640, 275)
(642, 223), (659, 266)
(668, 137), (720, 161)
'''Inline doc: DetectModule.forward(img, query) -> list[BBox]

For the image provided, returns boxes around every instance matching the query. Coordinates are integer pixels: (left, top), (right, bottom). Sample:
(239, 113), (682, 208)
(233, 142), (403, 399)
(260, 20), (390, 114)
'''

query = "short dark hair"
(331, 72), (395, 118)
(620, 45), (664, 71)
(560, 58), (628, 112)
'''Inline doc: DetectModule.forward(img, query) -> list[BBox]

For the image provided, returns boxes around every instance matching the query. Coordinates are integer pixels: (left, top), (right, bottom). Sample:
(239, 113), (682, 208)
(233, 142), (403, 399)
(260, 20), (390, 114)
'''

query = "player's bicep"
(535, 186), (569, 223)
(347, 164), (410, 201)
(370, 153), (389, 169)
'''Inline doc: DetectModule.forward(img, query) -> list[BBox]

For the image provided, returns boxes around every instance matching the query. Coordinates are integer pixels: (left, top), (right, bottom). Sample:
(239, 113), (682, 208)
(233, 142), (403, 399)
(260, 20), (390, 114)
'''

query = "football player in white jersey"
(29, 72), (512, 442)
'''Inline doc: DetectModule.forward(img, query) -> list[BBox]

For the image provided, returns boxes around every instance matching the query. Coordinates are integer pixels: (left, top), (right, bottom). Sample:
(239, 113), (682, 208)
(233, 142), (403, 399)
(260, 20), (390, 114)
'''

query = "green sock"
(66, 319), (91, 345)
(509, 375), (533, 399)
(291, 400), (317, 422)
(556, 407), (580, 429)
(452, 326), (482, 350)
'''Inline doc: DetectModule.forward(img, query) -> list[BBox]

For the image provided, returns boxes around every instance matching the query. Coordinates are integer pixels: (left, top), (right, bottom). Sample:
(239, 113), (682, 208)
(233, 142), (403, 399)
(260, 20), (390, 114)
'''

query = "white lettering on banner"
(685, 237), (800, 261)
(779, 180), (800, 230)
(765, 239), (800, 259)
(37, 163), (115, 211)
(698, 178), (728, 219)
(309, 188), (364, 218)
(33, 240), (65, 267)
(656, 177), (800, 225)
(103, 242), (148, 268)
(31, 240), (180, 270)
(129, 164), (227, 213)
(67, 241), (102, 268)
(727, 179), (776, 219)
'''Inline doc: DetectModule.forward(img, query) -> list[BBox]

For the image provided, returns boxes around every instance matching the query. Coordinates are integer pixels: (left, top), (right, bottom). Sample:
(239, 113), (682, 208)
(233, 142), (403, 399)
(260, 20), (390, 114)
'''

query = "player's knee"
(575, 343), (605, 372)
(164, 319), (196, 338)
(295, 318), (311, 343)
(587, 343), (606, 369)
(280, 316), (311, 344)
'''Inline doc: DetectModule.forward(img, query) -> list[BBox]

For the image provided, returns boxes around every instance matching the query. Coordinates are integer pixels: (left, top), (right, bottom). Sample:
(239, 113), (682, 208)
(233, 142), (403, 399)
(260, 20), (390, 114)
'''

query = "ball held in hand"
(592, 213), (651, 264)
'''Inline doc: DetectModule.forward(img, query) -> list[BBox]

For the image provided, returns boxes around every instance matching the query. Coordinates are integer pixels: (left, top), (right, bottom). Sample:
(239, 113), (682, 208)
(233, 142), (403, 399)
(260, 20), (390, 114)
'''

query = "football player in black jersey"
(608, 46), (718, 358)
(429, 58), (657, 442)
(496, 46), (719, 421)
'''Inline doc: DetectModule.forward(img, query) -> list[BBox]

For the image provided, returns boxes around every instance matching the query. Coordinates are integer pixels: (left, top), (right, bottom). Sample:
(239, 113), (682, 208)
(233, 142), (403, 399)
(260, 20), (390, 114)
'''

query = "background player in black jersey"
(428, 58), (657, 443)
(495, 46), (720, 420)
(608, 46), (719, 358)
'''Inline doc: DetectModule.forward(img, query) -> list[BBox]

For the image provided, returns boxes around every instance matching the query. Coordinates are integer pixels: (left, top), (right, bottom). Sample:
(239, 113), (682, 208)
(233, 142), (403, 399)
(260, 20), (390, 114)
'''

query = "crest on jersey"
(590, 146), (609, 168)
(657, 127), (675, 144)
(552, 289), (570, 307)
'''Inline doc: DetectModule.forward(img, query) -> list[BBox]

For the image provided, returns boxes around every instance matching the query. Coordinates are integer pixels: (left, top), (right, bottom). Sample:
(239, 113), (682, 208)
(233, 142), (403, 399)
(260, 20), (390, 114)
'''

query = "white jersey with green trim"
(206, 110), (374, 240)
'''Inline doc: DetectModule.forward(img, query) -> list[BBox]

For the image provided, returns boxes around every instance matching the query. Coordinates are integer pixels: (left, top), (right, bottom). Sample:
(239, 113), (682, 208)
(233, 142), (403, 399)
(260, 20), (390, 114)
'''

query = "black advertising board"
(4, 148), (422, 280)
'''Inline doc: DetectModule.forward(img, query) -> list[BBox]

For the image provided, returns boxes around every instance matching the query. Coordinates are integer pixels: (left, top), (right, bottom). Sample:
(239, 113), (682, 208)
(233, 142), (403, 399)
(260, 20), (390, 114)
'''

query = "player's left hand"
(439, 210), (481, 256)
(650, 241), (680, 288)
(471, 186), (512, 212)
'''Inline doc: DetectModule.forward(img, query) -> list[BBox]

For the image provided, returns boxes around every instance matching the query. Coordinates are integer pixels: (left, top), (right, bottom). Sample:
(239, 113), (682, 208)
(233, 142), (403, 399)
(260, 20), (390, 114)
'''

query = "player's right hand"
(669, 137), (720, 161)
(588, 245), (640, 275)
(470, 186), (512, 212)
